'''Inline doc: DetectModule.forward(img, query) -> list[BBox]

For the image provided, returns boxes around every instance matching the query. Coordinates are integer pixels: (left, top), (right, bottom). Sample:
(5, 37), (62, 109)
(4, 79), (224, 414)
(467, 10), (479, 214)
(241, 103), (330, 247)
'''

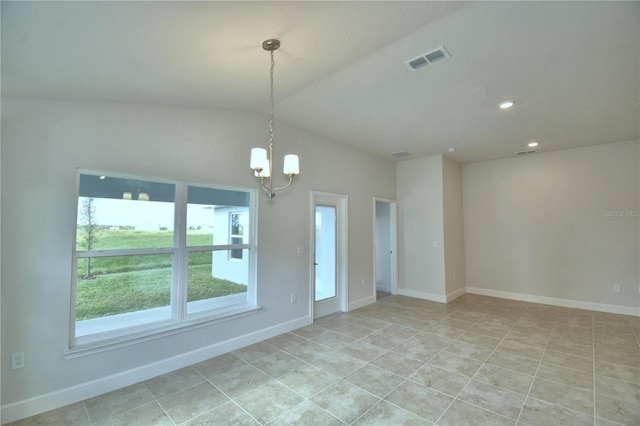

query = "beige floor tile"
(338, 339), (388, 362)
(311, 380), (380, 424)
(408, 363), (469, 396)
(411, 332), (456, 350)
(310, 349), (368, 377)
(268, 400), (344, 426)
(276, 364), (339, 398)
(443, 340), (493, 362)
(379, 323), (421, 339)
(502, 330), (549, 348)
(457, 379), (526, 420)
(286, 339), (333, 363)
(595, 347), (640, 367)
(474, 363), (533, 395)
(384, 380), (452, 423)
(360, 330), (406, 350)
(467, 323), (510, 339)
(207, 363), (271, 398)
(290, 323), (327, 339)
(479, 316), (515, 331)
(231, 341), (280, 363)
(542, 349), (593, 374)
(438, 399), (514, 426)
(181, 401), (258, 426)
(158, 382), (228, 424)
(332, 323), (375, 339)
(352, 400), (427, 425)
(423, 323), (466, 339)
(84, 383), (154, 423)
(429, 351), (483, 377)
(596, 374), (640, 402)
(595, 415), (628, 425)
(457, 330), (501, 349)
(311, 330), (355, 349)
(528, 377), (593, 414)
(391, 340), (441, 363)
(17, 294), (639, 426)
(518, 397), (594, 426)
(263, 332), (307, 352)
(546, 338), (593, 358)
(345, 364), (405, 397)
(496, 340), (544, 361)
(595, 360), (640, 384)
(12, 402), (90, 426)
(352, 316), (393, 331)
(144, 366), (205, 399)
(192, 353), (246, 378)
(595, 394), (640, 425)
(94, 401), (172, 426)
(250, 350), (306, 378)
(234, 381), (304, 425)
(536, 362), (594, 391)
(370, 351), (424, 378)
(486, 351), (540, 376)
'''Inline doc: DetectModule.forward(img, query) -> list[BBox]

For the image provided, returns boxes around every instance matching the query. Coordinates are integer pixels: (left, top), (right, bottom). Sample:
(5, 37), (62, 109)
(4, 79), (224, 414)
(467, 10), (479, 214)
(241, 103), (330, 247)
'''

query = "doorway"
(374, 198), (397, 297)
(312, 192), (347, 319)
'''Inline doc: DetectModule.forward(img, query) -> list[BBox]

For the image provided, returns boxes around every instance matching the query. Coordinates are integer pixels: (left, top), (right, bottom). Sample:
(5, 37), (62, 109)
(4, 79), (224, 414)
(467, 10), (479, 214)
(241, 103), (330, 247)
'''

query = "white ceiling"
(2, 1), (639, 163)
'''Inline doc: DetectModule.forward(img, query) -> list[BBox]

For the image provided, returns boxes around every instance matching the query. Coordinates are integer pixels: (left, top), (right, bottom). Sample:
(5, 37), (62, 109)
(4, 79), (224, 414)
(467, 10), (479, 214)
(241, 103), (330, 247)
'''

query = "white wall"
(442, 156), (466, 299)
(0, 98), (396, 421)
(463, 140), (640, 314)
(397, 155), (445, 300)
(396, 154), (466, 303)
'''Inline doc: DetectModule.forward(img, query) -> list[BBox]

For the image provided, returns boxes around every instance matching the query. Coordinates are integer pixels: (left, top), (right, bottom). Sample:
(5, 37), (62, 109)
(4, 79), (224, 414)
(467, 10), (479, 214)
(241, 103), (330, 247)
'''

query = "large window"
(72, 172), (256, 346)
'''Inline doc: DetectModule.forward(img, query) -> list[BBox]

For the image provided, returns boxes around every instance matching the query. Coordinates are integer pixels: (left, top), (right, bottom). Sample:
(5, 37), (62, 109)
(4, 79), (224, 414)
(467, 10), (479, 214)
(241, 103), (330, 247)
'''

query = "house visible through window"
(73, 172), (256, 346)
(229, 212), (244, 260)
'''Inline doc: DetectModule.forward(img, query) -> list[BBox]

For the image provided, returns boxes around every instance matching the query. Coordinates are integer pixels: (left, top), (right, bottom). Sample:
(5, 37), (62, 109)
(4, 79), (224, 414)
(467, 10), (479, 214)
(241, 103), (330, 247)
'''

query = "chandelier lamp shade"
(250, 39), (300, 201)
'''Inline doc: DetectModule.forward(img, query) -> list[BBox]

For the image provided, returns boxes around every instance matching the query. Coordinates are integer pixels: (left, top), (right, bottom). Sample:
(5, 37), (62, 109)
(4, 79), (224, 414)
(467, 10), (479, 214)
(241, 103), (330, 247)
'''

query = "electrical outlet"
(290, 292), (297, 303)
(11, 352), (24, 370)
(612, 284), (621, 293)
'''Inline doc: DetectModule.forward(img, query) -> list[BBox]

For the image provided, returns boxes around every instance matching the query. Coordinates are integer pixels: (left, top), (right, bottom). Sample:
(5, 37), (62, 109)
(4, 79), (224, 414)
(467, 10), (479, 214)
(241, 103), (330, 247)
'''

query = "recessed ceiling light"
(499, 101), (515, 109)
(528, 141), (539, 148)
(448, 147), (456, 153)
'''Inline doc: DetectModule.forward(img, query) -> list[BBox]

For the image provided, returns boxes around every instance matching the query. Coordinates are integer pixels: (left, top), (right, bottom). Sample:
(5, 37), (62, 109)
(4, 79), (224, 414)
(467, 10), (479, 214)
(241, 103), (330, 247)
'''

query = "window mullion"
(173, 182), (188, 323)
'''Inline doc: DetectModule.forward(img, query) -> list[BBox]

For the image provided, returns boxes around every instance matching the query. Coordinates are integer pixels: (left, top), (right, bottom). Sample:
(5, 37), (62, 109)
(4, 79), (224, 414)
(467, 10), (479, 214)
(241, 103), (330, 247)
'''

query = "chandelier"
(249, 39), (300, 201)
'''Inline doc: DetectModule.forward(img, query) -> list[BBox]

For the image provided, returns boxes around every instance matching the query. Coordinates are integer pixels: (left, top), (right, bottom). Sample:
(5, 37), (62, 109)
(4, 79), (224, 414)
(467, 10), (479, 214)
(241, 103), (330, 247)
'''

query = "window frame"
(68, 170), (259, 355)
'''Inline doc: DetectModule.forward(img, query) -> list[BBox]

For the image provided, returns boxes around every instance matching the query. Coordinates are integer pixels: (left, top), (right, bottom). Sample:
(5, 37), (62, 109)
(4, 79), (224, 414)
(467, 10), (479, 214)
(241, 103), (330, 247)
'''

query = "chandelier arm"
(271, 174), (295, 193)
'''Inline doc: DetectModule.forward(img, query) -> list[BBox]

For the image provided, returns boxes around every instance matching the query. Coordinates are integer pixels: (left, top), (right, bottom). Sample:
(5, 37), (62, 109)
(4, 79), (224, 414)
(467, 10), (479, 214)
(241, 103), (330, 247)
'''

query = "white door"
(312, 192), (347, 319)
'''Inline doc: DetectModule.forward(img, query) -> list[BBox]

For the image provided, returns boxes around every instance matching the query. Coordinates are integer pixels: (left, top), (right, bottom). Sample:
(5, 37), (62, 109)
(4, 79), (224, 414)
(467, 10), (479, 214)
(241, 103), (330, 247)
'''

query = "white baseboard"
(376, 285), (391, 293)
(0, 316), (312, 424)
(446, 286), (467, 302)
(466, 287), (640, 317)
(349, 295), (377, 311)
(397, 288), (447, 303)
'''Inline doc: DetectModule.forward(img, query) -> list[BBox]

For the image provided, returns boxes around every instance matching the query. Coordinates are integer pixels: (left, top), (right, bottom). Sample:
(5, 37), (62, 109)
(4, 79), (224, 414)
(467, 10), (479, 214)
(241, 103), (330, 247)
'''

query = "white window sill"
(66, 303), (261, 359)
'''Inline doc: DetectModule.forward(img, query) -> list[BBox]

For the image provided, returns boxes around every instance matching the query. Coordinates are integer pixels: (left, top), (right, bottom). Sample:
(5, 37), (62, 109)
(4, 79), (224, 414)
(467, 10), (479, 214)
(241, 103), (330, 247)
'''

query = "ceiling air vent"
(391, 151), (412, 159)
(406, 46), (450, 71)
(516, 149), (537, 156)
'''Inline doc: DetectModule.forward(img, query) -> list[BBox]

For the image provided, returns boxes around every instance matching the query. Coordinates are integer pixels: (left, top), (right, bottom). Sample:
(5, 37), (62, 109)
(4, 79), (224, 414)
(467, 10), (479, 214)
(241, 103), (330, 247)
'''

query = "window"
(72, 172), (256, 346)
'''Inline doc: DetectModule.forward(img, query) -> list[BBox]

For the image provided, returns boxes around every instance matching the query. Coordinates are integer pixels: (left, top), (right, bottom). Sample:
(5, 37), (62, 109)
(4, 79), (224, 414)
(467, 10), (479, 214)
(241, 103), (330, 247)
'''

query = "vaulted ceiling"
(2, 1), (638, 163)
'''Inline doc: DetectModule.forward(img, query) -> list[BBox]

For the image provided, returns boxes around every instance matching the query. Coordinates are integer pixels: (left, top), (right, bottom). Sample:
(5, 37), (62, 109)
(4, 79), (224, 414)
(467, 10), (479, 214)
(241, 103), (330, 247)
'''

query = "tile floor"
(10, 294), (640, 425)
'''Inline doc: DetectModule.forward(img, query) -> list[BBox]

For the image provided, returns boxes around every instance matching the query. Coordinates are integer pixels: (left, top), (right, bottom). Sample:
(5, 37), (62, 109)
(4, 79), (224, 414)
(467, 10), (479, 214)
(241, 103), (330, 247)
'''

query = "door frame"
(373, 197), (398, 296)
(310, 191), (348, 319)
